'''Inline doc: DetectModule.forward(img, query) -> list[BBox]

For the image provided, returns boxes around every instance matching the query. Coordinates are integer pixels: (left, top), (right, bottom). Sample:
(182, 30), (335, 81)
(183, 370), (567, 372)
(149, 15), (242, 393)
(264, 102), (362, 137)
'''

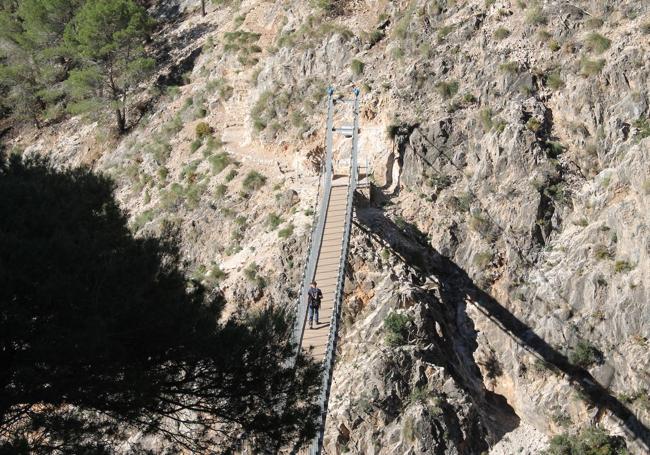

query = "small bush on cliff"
(384, 312), (413, 347)
(242, 170), (267, 191)
(350, 59), (365, 75)
(195, 121), (212, 139)
(434, 80), (459, 99)
(494, 27), (510, 40)
(526, 6), (547, 25)
(569, 340), (602, 368)
(545, 426), (628, 455)
(580, 57), (606, 76)
(584, 32), (611, 54)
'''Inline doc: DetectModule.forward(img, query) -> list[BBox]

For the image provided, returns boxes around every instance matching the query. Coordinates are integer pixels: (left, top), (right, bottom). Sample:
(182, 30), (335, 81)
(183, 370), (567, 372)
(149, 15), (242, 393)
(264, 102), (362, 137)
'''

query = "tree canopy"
(0, 0), (155, 132)
(0, 153), (319, 453)
(64, 0), (155, 132)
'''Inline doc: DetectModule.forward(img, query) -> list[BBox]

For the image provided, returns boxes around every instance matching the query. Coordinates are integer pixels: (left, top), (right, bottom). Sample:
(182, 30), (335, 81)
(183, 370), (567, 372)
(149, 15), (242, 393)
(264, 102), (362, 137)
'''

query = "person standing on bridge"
(307, 281), (322, 329)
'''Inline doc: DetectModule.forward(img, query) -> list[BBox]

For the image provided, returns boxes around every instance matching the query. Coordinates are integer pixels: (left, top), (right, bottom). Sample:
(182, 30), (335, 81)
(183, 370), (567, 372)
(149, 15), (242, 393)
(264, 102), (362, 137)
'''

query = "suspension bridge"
(291, 87), (363, 455)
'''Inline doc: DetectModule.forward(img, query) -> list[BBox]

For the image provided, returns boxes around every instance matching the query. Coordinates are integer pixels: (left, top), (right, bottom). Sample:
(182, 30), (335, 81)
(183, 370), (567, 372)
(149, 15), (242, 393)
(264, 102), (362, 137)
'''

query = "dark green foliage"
(526, 117), (542, 132)
(63, 0), (155, 132)
(494, 27), (510, 40)
(435, 80), (459, 99)
(569, 340), (602, 368)
(580, 57), (606, 76)
(499, 61), (519, 74)
(243, 262), (266, 288)
(525, 6), (547, 25)
(267, 212), (282, 230)
(242, 170), (267, 191)
(0, 153), (319, 452)
(350, 59), (364, 76)
(546, 71), (565, 90)
(278, 224), (294, 238)
(633, 118), (650, 139)
(384, 312), (413, 347)
(0, 0), (83, 125)
(195, 121), (212, 139)
(209, 152), (231, 174)
(545, 426), (628, 455)
(584, 32), (611, 54)
(614, 260), (633, 273)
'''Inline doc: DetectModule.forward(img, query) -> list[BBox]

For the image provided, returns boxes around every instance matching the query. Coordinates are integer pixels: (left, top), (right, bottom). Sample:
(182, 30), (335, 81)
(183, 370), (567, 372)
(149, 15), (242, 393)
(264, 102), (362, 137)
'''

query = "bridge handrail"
(291, 89), (335, 355)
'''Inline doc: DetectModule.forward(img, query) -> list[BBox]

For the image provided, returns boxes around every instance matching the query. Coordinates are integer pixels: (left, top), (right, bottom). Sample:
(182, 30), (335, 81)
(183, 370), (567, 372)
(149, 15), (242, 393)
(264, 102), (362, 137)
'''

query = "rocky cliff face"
(4, 0), (649, 453)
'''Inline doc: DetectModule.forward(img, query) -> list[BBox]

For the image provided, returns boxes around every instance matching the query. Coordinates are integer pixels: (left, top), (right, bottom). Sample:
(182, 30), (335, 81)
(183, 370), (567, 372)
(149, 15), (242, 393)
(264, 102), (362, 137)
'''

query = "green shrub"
(166, 85), (181, 98)
(494, 27), (510, 40)
(209, 153), (230, 174)
(367, 29), (384, 46)
(437, 25), (454, 41)
(132, 209), (155, 231)
(526, 6), (547, 25)
(185, 182), (207, 209)
(473, 251), (493, 268)
(546, 141), (565, 158)
(157, 166), (169, 181)
(546, 71), (564, 89)
(278, 223), (294, 238)
(351, 59), (364, 75)
(434, 80), (459, 99)
(499, 61), (519, 74)
(479, 107), (506, 133)
(393, 14), (411, 40)
(526, 118), (542, 132)
(207, 263), (227, 283)
(580, 57), (605, 76)
(225, 169), (238, 182)
(642, 23), (650, 34)
(214, 184), (227, 198)
(384, 312), (413, 347)
(614, 260), (633, 273)
(162, 114), (183, 137)
(391, 46), (405, 59)
(548, 39), (561, 51)
(242, 170), (266, 191)
(243, 262), (266, 287)
(386, 123), (400, 139)
(584, 32), (611, 54)
(633, 118), (650, 139)
(190, 139), (203, 153)
(267, 212), (282, 230)
(568, 340), (600, 368)
(544, 426), (627, 455)
(195, 121), (212, 139)
(463, 93), (477, 103)
(144, 138), (172, 165)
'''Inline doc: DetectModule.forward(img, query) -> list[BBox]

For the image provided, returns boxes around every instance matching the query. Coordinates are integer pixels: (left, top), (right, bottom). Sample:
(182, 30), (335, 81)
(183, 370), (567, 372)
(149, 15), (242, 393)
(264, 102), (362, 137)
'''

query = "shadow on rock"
(353, 192), (649, 451)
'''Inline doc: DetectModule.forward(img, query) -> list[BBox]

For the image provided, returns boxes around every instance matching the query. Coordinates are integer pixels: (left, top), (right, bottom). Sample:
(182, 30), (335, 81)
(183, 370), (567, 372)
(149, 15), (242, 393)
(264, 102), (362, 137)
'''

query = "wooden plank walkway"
(300, 175), (350, 362)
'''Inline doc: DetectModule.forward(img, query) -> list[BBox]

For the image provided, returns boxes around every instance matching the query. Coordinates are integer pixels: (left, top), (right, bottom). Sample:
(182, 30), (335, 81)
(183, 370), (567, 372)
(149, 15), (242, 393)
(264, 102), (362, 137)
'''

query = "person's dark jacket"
(307, 287), (322, 308)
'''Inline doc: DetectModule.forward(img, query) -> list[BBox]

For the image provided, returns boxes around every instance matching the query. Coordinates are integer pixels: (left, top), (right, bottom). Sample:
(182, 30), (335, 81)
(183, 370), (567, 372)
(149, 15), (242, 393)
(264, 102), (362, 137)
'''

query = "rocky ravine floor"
(4, 0), (649, 453)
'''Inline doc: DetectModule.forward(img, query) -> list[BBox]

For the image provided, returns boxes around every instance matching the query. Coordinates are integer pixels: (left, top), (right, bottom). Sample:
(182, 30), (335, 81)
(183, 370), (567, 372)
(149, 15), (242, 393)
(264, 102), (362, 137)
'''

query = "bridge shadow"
(352, 193), (649, 451)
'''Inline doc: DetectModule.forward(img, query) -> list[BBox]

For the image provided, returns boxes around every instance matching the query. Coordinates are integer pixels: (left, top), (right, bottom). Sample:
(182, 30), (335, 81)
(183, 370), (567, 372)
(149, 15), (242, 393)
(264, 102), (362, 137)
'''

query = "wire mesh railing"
(291, 90), (335, 357)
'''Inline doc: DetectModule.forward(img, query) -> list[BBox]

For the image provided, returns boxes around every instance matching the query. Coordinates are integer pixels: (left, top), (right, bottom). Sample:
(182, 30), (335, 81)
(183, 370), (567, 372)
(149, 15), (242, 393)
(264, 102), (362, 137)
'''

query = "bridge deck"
(299, 176), (350, 362)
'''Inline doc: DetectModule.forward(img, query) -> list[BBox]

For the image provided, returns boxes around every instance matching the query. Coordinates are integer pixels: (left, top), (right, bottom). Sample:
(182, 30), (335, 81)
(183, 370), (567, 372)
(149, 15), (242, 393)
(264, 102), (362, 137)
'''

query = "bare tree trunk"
(201, 0), (206, 16)
(115, 108), (125, 133)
